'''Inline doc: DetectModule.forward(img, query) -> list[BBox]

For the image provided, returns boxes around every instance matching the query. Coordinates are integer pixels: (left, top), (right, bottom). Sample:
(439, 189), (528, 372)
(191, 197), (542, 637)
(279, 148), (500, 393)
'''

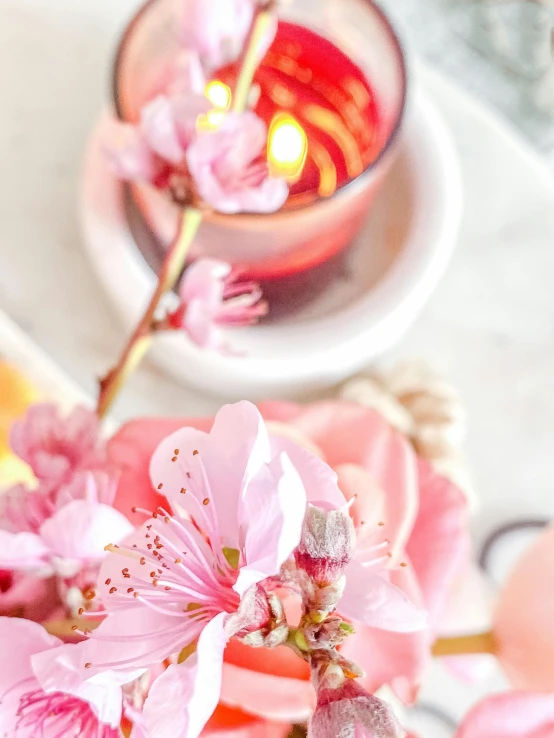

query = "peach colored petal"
(494, 524), (554, 690)
(406, 459), (470, 627)
(260, 401), (419, 563)
(455, 692), (554, 738)
(204, 704), (290, 738)
(220, 663), (315, 723)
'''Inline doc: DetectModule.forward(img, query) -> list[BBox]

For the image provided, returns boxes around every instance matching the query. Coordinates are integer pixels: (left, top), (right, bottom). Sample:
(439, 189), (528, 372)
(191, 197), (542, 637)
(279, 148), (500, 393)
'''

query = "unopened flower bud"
(304, 616), (355, 651)
(227, 585), (288, 647)
(309, 671), (405, 738)
(295, 505), (355, 586)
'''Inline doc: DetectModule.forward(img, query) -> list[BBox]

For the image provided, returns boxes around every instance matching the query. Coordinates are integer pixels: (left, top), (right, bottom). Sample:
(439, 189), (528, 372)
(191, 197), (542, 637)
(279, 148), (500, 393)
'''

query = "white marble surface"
(1, 0), (554, 542)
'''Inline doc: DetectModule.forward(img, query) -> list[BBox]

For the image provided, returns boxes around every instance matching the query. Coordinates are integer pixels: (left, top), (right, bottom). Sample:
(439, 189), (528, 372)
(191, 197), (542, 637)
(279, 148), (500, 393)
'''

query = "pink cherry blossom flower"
(39, 402), (340, 738)
(9, 403), (106, 485)
(454, 691), (554, 738)
(0, 569), (61, 622)
(0, 470), (117, 534)
(186, 112), (289, 214)
(105, 50), (210, 190)
(0, 474), (133, 579)
(0, 617), (122, 736)
(168, 259), (268, 350)
(309, 670), (405, 738)
(102, 402), (442, 722)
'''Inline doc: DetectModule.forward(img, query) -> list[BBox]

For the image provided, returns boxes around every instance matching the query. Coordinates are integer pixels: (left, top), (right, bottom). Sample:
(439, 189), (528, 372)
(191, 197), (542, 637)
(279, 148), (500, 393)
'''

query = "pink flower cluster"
(106, 0), (287, 215)
(0, 404), (132, 616)
(3, 402), (435, 738)
(12, 398), (550, 738)
(169, 258), (268, 351)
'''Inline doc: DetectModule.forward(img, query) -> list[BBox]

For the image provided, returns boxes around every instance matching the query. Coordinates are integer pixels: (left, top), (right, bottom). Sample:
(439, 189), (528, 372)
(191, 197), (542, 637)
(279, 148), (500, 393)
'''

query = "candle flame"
(205, 80), (232, 111)
(267, 114), (308, 181)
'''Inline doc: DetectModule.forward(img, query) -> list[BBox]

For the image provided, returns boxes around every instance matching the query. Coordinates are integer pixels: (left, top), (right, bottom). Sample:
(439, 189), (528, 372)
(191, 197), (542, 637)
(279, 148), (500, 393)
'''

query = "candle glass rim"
(111, 0), (408, 221)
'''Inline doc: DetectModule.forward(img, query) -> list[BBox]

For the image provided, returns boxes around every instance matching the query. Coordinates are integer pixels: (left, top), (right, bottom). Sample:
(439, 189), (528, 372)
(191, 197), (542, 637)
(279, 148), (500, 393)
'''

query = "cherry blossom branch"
(96, 207), (203, 419)
(96, 5), (277, 419)
(232, 1), (276, 112)
(432, 630), (497, 657)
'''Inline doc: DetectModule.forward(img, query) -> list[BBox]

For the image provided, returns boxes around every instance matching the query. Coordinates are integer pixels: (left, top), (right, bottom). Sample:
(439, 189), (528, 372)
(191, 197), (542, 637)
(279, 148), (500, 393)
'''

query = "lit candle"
(115, 2), (406, 283)
(267, 113), (308, 181)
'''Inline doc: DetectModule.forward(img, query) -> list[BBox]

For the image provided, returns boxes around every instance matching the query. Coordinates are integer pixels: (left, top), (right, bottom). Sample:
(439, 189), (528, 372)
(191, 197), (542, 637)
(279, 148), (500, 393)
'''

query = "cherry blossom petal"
(455, 692), (554, 738)
(179, 259), (229, 305)
(406, 459), (470, 627)
(0, 529), (51, 570)
(340, 559), (427, 632)
(220, 663), (315, 723)
(0, 618), (61, 732)
(103, 119), (160, 182)
(150, 403), (271, 546)
(36, 607), (180, 687)
(144, 612), (228, 738)
(269, 436), (345, 509)
(140, 95), (187, 164)
(178, 0), (254, 69)
(186, 113), (288, 215)
(32, 640), (126, 729)
(108, 418), (212, 516)
(258, 401), (419, 563)
(39, 500), (134, 563)
(235, 453), (306, 596)
(340, 625), (428, 703)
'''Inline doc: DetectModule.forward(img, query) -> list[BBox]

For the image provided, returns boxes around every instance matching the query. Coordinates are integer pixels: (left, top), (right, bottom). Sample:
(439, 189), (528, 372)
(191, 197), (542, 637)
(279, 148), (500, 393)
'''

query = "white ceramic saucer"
(80, 87), (462, 399)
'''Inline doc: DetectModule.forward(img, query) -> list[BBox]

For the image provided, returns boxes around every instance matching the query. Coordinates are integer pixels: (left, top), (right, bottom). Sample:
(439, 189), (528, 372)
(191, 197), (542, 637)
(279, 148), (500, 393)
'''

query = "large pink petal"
(179, 259), (228, 305)
(108, 417), (212, 517)
(150, 403), (271, 547)
(334, 463), (386, 534)
(269, 436), (345, 509)
(140, 95), (186, 164)
(144, 612), (228, 738)
(204, 721), (291, 738)
(0, 529), (51, 570)
(340, 560), (427, 633)
(406, 459), (470, 627)
(220, 663), (315, 723)
(340, 625), (428, 703)
(494, 524), (554, 691)
(35, 607), (186, 689)
(0, 617), (60, 732)
(259, 401), (419, 563)
(235, 453), (306, 596)
(455, 692), (554, 738)
(32, 638), (126, 728)
(39, 500), (134, 564)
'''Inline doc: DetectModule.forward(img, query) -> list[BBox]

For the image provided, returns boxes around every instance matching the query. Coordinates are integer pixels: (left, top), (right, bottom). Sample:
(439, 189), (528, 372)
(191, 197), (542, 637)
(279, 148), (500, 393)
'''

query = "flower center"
(16, 690), (119, 738)
(222, 547), (240, 570)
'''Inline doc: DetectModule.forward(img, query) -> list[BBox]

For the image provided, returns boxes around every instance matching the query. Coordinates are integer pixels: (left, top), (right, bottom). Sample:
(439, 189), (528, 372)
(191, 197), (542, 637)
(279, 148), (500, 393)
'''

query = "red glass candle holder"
(113, 0), (407, 281)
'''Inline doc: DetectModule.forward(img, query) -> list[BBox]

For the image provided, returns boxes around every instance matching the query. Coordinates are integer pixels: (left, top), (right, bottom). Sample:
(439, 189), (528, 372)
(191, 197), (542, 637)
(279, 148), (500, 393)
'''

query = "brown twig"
(432, 631), (497, 657)
(95, 6), (277, 420)
(96, 208), (203, 419)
